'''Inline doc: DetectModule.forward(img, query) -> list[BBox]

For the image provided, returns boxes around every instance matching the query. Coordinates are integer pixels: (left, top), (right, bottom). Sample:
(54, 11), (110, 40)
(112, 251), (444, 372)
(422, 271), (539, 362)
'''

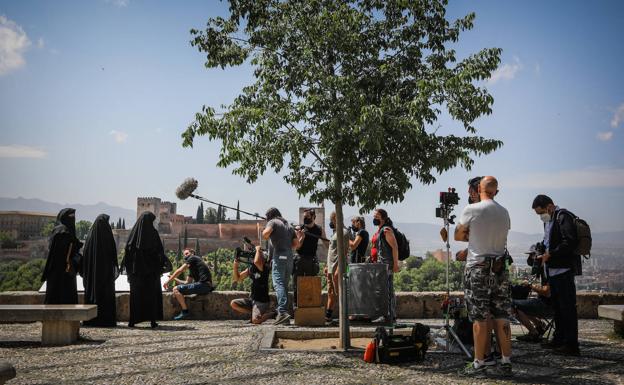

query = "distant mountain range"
(0, 197), (136, 226)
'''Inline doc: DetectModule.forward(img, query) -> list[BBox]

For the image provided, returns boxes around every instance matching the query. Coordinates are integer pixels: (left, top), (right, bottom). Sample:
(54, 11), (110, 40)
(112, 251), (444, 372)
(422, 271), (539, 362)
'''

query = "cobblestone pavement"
(0, 319), (622, 385)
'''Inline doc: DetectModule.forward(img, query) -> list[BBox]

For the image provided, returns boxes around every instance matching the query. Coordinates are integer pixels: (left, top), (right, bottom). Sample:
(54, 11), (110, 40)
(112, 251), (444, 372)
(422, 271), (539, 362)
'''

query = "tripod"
(440, 210), (472, 359)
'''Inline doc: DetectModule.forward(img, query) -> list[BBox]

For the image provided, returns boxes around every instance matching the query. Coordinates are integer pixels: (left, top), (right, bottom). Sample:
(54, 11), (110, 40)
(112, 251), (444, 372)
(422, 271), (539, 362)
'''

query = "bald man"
(454, 176), (513, 377)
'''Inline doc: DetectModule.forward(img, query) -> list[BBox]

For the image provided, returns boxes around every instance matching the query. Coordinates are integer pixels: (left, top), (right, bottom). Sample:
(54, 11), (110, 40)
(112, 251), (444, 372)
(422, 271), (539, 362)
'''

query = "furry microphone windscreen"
(176, 178), (199, 200)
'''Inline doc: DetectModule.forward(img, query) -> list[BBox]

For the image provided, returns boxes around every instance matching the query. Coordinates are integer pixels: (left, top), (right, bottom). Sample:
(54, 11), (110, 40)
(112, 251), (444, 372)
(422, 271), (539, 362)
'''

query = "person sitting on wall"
(163, 248), (214, 320)
(230, 245), (275, 324)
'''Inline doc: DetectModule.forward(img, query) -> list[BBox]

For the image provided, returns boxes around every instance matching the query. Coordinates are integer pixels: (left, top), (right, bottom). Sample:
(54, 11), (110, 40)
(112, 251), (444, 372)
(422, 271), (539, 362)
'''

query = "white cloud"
(506, 167), (624, 189)
(611, 103), (624, 128)
(0, 15), (31, 75)
(0, 145), (46, 158)
(597, 131), (613, 141)
(109, 130), (128, 143)
(37, 37), (44, 49)
(488, 57), (522, 84)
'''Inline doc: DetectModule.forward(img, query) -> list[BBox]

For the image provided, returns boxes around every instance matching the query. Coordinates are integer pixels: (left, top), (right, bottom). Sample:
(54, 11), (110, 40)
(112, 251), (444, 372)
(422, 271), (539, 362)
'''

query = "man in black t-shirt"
(230, 245), (275, 324)
(293, 209), (327, 308)
(164, 248), (214, 320)
(349, 216), (369, 264)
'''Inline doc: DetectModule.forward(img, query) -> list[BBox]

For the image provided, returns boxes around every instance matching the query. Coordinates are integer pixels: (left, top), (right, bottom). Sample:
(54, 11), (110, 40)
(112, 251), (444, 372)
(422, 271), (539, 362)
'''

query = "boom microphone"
(174, 177), (266, 220)
(176, 178), (199, 200)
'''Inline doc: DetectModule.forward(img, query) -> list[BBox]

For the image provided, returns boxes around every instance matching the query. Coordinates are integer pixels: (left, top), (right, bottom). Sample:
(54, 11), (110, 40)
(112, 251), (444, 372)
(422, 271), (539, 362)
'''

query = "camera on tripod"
(435, 188), (460, 224)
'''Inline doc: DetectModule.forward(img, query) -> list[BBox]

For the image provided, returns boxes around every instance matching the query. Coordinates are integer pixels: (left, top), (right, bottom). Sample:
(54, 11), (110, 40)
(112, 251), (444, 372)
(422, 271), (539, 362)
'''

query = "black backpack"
(557, 209), (592, 258)
(381, 226), (411, 261)
(374, 324), (429, 364)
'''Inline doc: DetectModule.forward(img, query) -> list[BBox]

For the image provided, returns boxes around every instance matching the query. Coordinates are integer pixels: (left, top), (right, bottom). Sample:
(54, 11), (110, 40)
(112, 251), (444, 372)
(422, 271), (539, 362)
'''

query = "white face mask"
(540, 213), (551, 223)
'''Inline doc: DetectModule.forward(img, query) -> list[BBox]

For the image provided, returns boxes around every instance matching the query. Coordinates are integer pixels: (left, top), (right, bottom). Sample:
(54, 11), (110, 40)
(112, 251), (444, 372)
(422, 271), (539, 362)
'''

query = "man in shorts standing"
(455, 176), (513, 377)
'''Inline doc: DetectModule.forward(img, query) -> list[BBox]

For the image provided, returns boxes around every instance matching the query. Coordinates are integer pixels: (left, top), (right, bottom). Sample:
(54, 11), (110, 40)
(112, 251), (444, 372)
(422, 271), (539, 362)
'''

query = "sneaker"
(372, 316), (387, 324)
(496, 362), (513, 377)
(517, 333), (542, 343)
(274, 312), (291, 326)
(174, 310), (189, 320)
(553, 345), (580, 356)
(458, 362), (487, 377)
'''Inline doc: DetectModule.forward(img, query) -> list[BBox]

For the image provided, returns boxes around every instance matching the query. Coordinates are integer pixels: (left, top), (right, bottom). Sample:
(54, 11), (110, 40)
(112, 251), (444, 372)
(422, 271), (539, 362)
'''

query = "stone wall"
(2, 291), (623, 321)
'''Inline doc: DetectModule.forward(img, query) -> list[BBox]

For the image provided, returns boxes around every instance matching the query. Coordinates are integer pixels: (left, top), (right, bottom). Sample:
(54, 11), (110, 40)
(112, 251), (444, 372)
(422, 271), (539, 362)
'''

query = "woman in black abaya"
(121, 211), (170, 328)
(42, 208), (82, 304)
(80, 214), (119, 327)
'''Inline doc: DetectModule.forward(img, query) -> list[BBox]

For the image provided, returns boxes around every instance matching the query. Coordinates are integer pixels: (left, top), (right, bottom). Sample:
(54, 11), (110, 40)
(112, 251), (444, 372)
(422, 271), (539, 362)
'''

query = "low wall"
(1, 291), (623, 321)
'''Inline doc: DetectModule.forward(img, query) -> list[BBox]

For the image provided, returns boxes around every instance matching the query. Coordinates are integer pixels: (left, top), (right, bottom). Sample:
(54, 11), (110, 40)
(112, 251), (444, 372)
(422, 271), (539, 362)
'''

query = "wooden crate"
(294, 306), (325, 326)
(297, 276), (322, 308)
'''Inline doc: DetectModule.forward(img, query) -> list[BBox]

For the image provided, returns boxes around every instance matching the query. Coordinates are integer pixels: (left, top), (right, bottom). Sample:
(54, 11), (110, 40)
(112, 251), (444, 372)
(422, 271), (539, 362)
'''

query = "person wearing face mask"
(324, 211), (350, 322)
(348, 216), (369, 264)
(370, 208), (400, 324)
(292, 209), (326, 308)
(532, 194), (581, 356)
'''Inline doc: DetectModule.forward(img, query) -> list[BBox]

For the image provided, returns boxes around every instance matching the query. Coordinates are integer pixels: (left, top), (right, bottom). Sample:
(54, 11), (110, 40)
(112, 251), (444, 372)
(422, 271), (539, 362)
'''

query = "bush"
(0, 259), (46, 292)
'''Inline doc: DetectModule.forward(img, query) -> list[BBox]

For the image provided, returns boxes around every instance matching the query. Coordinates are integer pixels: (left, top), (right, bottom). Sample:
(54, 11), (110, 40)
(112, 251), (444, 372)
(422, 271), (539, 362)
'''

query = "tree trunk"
(334, 191), (350, 350)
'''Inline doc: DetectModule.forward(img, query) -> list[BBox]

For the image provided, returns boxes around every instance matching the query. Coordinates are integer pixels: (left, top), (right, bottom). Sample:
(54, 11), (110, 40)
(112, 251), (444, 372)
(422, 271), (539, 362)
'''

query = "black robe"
(80, 214), (119, 326)
(42, 208), (82, 304)
(121, 211), (170, 325)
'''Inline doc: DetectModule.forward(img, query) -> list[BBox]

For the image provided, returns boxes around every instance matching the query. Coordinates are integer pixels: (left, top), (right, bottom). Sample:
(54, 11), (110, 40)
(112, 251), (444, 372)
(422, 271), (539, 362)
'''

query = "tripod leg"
(446, 325), (472, 359)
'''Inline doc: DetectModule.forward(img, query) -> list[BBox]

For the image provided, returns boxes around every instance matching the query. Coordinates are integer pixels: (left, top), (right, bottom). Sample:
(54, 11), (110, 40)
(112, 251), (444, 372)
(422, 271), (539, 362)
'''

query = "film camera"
(233, 237), (262, 265)
(526, 242), (546, 276)
(435, 188), (460, 224)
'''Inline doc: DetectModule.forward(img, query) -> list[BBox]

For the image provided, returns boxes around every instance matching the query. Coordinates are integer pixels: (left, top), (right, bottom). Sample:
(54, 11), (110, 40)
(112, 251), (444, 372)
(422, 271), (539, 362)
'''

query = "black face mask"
(373, 218), (380, 226)
(351, 225), (358, 232)
(303, 217), (313, 225)
(329, 222), (336, 230)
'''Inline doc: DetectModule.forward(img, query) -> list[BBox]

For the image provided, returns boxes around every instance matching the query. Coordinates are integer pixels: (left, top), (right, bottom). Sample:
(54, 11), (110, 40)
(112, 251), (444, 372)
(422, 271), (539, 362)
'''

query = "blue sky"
(1, 0), (623, 234)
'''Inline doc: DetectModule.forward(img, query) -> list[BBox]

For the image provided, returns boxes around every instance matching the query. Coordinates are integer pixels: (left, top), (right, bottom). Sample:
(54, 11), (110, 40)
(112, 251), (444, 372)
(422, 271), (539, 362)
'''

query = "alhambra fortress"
(0, 196), (327, 260)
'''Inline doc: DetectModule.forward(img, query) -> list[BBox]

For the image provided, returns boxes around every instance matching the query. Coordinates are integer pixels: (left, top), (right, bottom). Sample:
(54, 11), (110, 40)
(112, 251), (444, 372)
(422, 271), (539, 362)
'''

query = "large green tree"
(183, 0), (502, 347)
(76, 220), (92, 241)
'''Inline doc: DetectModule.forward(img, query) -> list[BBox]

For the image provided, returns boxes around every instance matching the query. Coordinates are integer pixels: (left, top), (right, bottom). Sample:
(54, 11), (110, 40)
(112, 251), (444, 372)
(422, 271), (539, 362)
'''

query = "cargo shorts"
(464, 260), (512, 322)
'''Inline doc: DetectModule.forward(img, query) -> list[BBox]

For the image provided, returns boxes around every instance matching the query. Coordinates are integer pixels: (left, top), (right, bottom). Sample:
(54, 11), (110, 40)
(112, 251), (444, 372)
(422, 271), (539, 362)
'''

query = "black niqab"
(122, 211), (168, 325)
(81, 214), (119, 326)
(42, 208), (81, 304)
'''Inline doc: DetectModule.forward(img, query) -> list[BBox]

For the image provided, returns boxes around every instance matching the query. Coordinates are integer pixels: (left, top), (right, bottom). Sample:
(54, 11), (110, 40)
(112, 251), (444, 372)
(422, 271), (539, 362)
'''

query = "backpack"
(371, 324), (429, 364)
(381, 226), (410, 261)
(557, 209), (592, 258)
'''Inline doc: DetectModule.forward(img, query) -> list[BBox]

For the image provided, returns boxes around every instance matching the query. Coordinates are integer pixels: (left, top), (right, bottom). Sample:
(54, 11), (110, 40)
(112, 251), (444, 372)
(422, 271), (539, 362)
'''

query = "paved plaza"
(0, 319), (622, 385)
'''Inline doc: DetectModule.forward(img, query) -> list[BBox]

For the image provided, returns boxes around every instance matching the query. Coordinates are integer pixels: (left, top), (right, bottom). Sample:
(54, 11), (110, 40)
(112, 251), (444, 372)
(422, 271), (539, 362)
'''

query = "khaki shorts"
(231, 298), (270, 320)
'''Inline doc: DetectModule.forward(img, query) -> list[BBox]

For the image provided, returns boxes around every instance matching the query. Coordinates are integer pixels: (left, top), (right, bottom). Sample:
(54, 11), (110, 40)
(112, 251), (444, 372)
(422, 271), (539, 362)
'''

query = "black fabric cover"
(121, 212), (167, 324)
(42, 208), (81, 304)
(81, 214), (119, 326)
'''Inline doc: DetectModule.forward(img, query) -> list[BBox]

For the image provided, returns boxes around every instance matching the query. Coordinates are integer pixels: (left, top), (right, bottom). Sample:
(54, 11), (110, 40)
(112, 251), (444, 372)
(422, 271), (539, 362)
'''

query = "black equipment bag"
(374, 324), (429, 364)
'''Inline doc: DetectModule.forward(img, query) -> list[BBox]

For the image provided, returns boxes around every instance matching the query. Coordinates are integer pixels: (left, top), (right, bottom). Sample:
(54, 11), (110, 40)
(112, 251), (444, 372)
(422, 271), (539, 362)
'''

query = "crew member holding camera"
(455, 176), (513, 377)
(349, 216), (369, 264)
(513, 247), (551, 342)
(164, 248), (214, 320)
(262, 207), (301, 326)
(532, 194), (581, 356)
(292, 209), (325, 308)
(230, 245), (275, 324)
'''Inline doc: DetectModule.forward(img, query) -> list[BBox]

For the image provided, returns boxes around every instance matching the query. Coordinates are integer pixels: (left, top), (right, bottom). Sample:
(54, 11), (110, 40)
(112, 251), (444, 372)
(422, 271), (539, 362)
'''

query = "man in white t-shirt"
(454, 176), (512, 377)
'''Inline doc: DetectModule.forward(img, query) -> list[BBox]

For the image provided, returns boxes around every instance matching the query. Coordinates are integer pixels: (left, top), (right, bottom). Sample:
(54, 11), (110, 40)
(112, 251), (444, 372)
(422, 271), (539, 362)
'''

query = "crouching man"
(230, 245), (275, 324)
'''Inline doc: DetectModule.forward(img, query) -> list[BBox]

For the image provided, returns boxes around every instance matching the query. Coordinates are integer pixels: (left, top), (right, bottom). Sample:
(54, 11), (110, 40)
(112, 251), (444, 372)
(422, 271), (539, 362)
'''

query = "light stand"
(436, 200), (472, 359)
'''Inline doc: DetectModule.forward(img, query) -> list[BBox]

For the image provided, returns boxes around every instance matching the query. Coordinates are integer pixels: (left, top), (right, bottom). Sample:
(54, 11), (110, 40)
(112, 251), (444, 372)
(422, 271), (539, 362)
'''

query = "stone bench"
(598, 304), (624, 337)
(0, 305), (97, 345)
(0, 361), (16, 385)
